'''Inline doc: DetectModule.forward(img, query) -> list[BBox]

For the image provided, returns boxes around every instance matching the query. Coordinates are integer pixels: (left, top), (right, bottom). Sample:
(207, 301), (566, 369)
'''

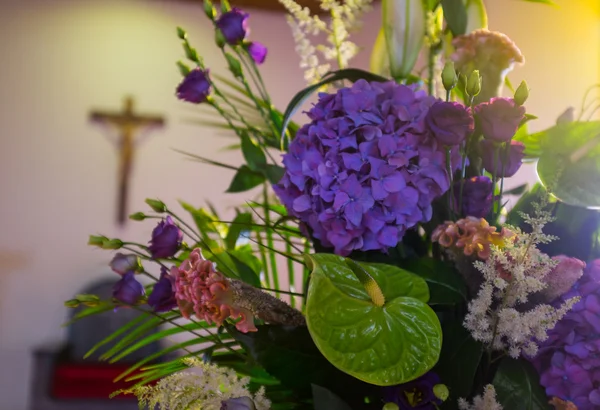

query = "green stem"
(458, 137), (470, 216)
(255, 229), (271, 288)
(285, 236), (296, 308)
(491, 145), (500, 220)
(122, 246), (167, 271)
(427, 45), (436, 96)
(263, 184), (280, 296)
(256, 286), (304, 298)
(167, 211), (202, 244)
(445, 148), (455, 219)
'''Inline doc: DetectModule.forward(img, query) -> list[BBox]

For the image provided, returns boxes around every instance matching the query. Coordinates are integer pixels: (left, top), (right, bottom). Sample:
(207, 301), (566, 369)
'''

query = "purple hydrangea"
(531, 259), (600, 409)
(274, 80), (460, 255)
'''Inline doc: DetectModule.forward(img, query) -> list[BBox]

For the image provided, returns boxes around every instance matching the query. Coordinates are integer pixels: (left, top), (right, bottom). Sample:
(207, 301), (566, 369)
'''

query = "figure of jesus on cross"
(90, 96), (165, 226)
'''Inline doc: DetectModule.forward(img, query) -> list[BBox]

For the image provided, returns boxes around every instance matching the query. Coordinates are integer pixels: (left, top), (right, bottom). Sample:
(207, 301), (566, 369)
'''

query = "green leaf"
(442, 0), (468, 36)
(312, 385), (353, 410)
(493, 358), (552, 410)
(225, 212), (253, 250)
(400, 258), (468, 306)
(434, 322), (484, 405)
(520, 0), (557, 5)
(178, 201), (221, 248)
(227, 165), (266, 193)
(280, 69), (388, 147)
(305, 254), (442, 386)
(536, 121), (600, 207)
(263, 164), (285, 184)
(227, 251), (261, 287)
(241, 132), (267, 171)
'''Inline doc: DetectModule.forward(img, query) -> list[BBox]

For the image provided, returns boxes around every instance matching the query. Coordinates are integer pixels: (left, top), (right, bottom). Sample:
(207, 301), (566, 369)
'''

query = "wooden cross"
(90, 96), (165, 226)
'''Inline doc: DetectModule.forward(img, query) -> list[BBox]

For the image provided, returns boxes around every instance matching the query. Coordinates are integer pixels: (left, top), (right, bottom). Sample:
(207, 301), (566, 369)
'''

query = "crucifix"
(90, 96), (165, 226)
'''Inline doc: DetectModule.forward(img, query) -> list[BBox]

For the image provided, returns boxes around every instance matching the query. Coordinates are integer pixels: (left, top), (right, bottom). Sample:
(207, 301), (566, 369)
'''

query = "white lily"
(370, 28), (389, 76)
(381, 0), (426, 80)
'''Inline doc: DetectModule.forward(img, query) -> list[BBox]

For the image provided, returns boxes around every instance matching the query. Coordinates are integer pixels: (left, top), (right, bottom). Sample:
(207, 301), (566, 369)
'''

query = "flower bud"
(102, 238), (124, 250)
(145, 198), (167, 213)
(110, 253), (142, 275)
(225, 53), (243, 78)
(75, 294), (100, 307)
(466, 70), (482, 97)
(129, 212), (147, 221)
(64, 299), (80, 308)
(433, 384), (449, 402)
(88, 235), (108, 248)
(220, 0), (231, 12)
(382, 404), (400, 410)
(382, 0), (426, 80)
(513, 80), (529, 106)
(441, 61), (458, 91)
(215, 29), (226, 49)
(203, 0), (216, 20)
(176, 26), (187, 40)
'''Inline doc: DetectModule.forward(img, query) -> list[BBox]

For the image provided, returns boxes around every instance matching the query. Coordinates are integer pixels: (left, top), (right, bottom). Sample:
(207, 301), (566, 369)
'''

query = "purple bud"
(248, 42), (267, 65)
(176, 68), (211, 104)
(474, 97), (526, 142)
(215, 8), (249, 45)
(221, 397), (256, 410)
(148, 267), (177, 312)
(454, 176), (493, 218)
(480, 140), (525, 178)
(425, 101), (474, 146)
(112, 271), (145, 305)
(148, 216), (183, 259)
(109, 253), (140, 275)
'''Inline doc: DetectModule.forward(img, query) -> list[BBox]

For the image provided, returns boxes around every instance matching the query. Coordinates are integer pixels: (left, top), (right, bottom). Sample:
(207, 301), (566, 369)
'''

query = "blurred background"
(0, 0), (598, 408)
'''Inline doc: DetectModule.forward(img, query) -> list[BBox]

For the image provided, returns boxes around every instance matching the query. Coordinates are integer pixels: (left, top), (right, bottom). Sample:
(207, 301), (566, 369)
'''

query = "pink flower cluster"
(432, 217), (515, 259)
(171, 248), (257, 333)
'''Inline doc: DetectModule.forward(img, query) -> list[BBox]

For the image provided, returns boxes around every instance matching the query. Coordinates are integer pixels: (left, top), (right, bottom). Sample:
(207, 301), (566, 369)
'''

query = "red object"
(50, 363), (139, 400)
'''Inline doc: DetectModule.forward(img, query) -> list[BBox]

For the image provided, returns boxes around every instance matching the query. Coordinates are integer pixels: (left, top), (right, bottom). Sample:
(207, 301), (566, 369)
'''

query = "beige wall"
(0, 0), (598, 408)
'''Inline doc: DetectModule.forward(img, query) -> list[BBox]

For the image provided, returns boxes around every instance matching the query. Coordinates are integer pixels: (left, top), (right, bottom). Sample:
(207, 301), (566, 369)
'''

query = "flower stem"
(263, 184), (280, 296)
(445, 148), (455, 219)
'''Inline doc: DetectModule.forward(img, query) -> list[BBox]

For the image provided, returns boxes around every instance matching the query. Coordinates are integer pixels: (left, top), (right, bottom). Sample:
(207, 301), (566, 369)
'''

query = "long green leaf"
(62, 302), (115, 327)
(280, 68), (389, 147)
(83, 314), (148, 359)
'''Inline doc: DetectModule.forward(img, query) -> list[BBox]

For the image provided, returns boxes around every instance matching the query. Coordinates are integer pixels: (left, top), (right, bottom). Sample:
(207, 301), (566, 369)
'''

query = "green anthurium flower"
(464, 0), (488, 33)
(382, 0), (426, 80)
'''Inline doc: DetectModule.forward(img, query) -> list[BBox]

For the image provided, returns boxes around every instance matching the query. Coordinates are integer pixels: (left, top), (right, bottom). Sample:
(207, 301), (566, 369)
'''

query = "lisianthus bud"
(382, 404), (400, 410)
(145, 198), (167, 213)
(64, 299), (80, 308)
(480, 140), (525, 178)
(225, 53), (243, 78)
(176, 26), (187, 40)
(148, 216), (183, 259)
(129, 212), (146, 221)
(220, 397), (256, 410)
(203, 0), (216, 20)
(176, 68), (211, 104)
(113, 272), (145, 305)
(215, 8), (249, 45)
(441, 61), (458, 91)
(475, 97), (526, 142)
(88, 235), (108, 248)
(433, 384), (449, 401)
(425, 101), (474, 146)
(466, 69), (481, 97)
(102, 238), (123, 250)
(382, 0), (426, 80)
(110, 253), (142, 275)
(247, 42), (267, 65)
(215, 29), (226, 48)
(76, 294), (100, 307)
(454, 176), (493, 218)
(514, 80), (529, 106)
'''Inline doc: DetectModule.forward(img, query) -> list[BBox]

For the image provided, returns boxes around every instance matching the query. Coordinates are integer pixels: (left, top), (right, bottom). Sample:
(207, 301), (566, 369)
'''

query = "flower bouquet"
(68, 0), (600, 409)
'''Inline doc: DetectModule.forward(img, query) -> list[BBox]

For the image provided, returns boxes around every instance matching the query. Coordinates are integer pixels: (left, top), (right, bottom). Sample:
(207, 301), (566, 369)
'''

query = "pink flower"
(171, 248), (257, 333)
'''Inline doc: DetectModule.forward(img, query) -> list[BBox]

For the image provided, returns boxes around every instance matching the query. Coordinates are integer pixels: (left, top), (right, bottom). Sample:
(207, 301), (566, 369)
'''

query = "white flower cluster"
(458, 385), (503, 410)
(279, 0), (372, 84)
(125, 358), (270, 410)
(463, 202), (579, 358)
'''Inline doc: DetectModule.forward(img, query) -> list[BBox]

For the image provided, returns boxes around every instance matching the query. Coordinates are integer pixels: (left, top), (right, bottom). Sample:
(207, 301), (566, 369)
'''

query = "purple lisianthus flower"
(148, 216), (183, 259)
(480, 140), (525, 178)
(247, 42), (267, 64)
(425, 101), (474, 146)
(531, 260), (600, 409)
(109, 253), (140, 275)
(383, 372), (444, 409)
(474, 97), (526, 142)
(176, 68), (211, 104)
(113, 271), (145, 305)
(148, 267), (177, 312)
(454, 176), (493, 218)
(216, 8), (249, 45)
(274, 79), (461, 255)
(221, 397), (256, 410)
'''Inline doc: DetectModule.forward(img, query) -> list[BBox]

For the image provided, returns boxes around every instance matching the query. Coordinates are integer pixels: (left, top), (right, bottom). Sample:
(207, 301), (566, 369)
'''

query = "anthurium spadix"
(382, 0), (426, 80)
(464, 0), (488, 33)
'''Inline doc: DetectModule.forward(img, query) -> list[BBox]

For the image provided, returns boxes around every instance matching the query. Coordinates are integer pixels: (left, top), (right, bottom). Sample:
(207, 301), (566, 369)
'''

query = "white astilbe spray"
(463, 196), (580, 358)
(279, 0), (372, 84)
(121, 358), (270, 410)
(458, 385), (503, 410)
